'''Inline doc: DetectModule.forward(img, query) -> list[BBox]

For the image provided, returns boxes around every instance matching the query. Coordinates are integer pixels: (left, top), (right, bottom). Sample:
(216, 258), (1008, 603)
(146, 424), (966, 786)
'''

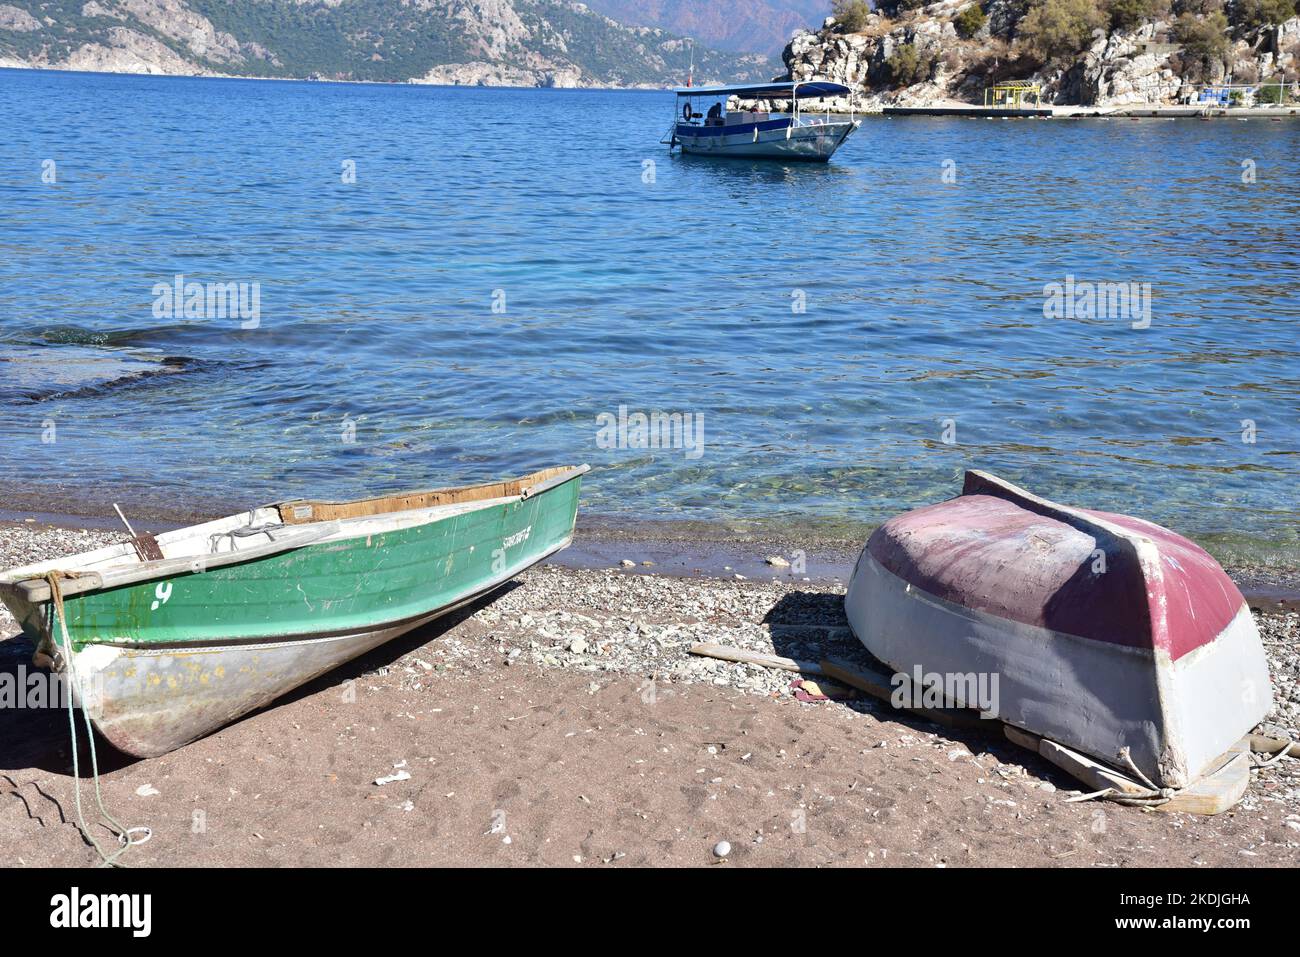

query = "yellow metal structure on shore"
(985, 82), (1042, 109)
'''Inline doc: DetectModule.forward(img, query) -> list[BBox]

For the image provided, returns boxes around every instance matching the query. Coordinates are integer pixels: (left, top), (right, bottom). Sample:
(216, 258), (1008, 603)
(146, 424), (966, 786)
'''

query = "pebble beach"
(2, 519), (1298, 867)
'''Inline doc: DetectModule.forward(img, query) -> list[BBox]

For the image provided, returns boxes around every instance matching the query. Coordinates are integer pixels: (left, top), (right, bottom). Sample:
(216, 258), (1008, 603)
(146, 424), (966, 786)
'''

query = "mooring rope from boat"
(46, 572), (151, 867)
(1119, 747), (1169, 794)
(1064, 787), (1120, 803)
(1068, 740), (1299, 808)
(1064, 786), (1173, 808)
(1251, 738), (1298, 770)
(1113, 748), (1175, 807)
(1062, 748), (1175, 809)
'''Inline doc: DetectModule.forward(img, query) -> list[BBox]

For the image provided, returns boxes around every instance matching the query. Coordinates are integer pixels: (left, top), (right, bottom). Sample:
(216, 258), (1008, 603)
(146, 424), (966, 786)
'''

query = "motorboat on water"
(666, 80), (861, 162)
(844, 470), (1273, 790)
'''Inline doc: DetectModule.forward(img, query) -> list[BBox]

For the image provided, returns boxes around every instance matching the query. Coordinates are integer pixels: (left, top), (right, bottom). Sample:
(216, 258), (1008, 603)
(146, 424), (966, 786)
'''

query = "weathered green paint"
(32, 477), (581, 653)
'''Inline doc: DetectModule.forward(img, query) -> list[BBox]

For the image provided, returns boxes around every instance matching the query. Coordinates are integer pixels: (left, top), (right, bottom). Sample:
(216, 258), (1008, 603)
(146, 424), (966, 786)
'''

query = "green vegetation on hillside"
(187, 0), (480, 80)
(1172, 9), (1232, 77)
(1106, 0), (1170, 30)
(830, 0), (873, 30)
(885, 42), (934, 83)
(0, 0), (126, 61)
(1231, 0), (1300, 27)
(1017, 0), (1108, 63)
(954, 3), (989, 37)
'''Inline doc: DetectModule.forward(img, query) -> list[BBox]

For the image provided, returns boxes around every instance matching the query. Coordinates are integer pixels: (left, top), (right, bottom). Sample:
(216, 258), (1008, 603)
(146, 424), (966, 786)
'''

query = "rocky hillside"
(780, 0), (1299, 107)
(0, 0), (775, 86)
(583, 0), (828, 56)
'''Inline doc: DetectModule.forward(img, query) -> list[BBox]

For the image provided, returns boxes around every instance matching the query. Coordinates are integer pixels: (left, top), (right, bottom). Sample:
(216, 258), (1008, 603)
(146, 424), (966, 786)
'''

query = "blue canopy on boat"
(674, 81), (852, 99)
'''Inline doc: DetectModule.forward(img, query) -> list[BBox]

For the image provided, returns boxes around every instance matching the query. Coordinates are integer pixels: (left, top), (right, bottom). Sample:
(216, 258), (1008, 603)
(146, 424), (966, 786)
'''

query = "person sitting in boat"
(706, 102), (723, 126)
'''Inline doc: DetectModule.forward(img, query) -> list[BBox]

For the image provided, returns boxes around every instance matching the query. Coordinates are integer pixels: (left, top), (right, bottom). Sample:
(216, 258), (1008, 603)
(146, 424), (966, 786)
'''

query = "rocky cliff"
(780, 0), (1299, 108)
(0, 0), (775, 86)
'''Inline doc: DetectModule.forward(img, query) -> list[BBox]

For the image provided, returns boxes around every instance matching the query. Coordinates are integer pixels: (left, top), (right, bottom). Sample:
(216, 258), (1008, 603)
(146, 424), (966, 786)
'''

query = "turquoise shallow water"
(0, 68), (1297, 546)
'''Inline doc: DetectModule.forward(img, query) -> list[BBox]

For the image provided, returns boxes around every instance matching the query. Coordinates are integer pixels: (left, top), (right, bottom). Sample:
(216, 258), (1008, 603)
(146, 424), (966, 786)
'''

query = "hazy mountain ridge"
(0, 0), (777, 85)
(582, 0), (830, 55)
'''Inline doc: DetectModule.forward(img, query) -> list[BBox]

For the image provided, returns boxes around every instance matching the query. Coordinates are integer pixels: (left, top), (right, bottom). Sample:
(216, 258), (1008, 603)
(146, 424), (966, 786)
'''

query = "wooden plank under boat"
(0, 465), (588, 758)
(843, 470), (1273, 790)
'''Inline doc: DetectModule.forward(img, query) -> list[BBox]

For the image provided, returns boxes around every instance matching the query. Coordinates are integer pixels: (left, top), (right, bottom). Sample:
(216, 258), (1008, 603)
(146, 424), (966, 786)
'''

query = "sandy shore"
(1, 521), (1298, 867)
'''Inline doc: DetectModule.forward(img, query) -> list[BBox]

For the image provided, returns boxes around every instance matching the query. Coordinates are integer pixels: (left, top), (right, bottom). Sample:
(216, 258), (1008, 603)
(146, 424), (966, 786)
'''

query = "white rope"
(1064, 787), (1116, 803)
(1119, 747), (1169, 794)
(1062, 748), (1174, 808)
(1071, 739), (1297, 808)
(47, 573), (151, 867)
(1250, 739), (1298, 770)
(208, 511), (284, 553)
(1059, 735), (1300, 810)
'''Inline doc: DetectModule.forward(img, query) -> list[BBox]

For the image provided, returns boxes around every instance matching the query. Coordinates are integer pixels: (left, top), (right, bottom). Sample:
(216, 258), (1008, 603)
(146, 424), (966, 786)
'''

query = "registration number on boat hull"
(503, 526), (532, 549)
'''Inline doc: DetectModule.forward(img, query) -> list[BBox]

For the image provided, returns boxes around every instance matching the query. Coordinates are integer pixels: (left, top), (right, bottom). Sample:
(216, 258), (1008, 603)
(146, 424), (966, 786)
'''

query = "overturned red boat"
(845, 470), (1273, 789)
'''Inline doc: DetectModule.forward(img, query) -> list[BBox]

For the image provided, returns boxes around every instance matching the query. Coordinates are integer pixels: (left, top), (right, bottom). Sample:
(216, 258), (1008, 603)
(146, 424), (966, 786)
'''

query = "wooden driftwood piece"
(687, 643), (824, 676)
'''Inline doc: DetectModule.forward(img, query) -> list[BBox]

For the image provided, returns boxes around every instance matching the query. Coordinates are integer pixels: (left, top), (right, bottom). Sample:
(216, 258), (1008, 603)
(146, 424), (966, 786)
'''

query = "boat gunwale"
(1, 464), (589, 604)
(272, 464), (588, 524)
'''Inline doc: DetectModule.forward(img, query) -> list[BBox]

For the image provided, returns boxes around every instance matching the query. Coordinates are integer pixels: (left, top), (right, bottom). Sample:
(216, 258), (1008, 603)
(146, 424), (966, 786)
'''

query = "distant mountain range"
(583, 0), (831, 56)
(0, 0), (778, 86)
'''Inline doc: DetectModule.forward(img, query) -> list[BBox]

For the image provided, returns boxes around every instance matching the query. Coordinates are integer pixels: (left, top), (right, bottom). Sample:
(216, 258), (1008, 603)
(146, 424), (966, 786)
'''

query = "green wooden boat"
(0, 465), (587, 757)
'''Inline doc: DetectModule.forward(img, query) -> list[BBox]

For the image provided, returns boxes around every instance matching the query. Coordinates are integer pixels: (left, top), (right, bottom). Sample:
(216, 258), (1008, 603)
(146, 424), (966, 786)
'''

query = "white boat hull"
(845, 552), (1271, 788)
(676, 119), (859, 161)
(66, 615), (429, 758)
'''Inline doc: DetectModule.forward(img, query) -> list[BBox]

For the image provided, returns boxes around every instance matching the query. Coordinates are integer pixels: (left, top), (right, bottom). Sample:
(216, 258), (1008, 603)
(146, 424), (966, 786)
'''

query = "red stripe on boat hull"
(1083, 508), (1247, 661)
(867, 487), (1243, 661)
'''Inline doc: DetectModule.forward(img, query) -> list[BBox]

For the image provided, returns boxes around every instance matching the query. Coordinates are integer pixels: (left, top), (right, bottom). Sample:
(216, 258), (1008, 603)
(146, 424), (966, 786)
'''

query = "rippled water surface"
(1, 69), (1297, 544)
